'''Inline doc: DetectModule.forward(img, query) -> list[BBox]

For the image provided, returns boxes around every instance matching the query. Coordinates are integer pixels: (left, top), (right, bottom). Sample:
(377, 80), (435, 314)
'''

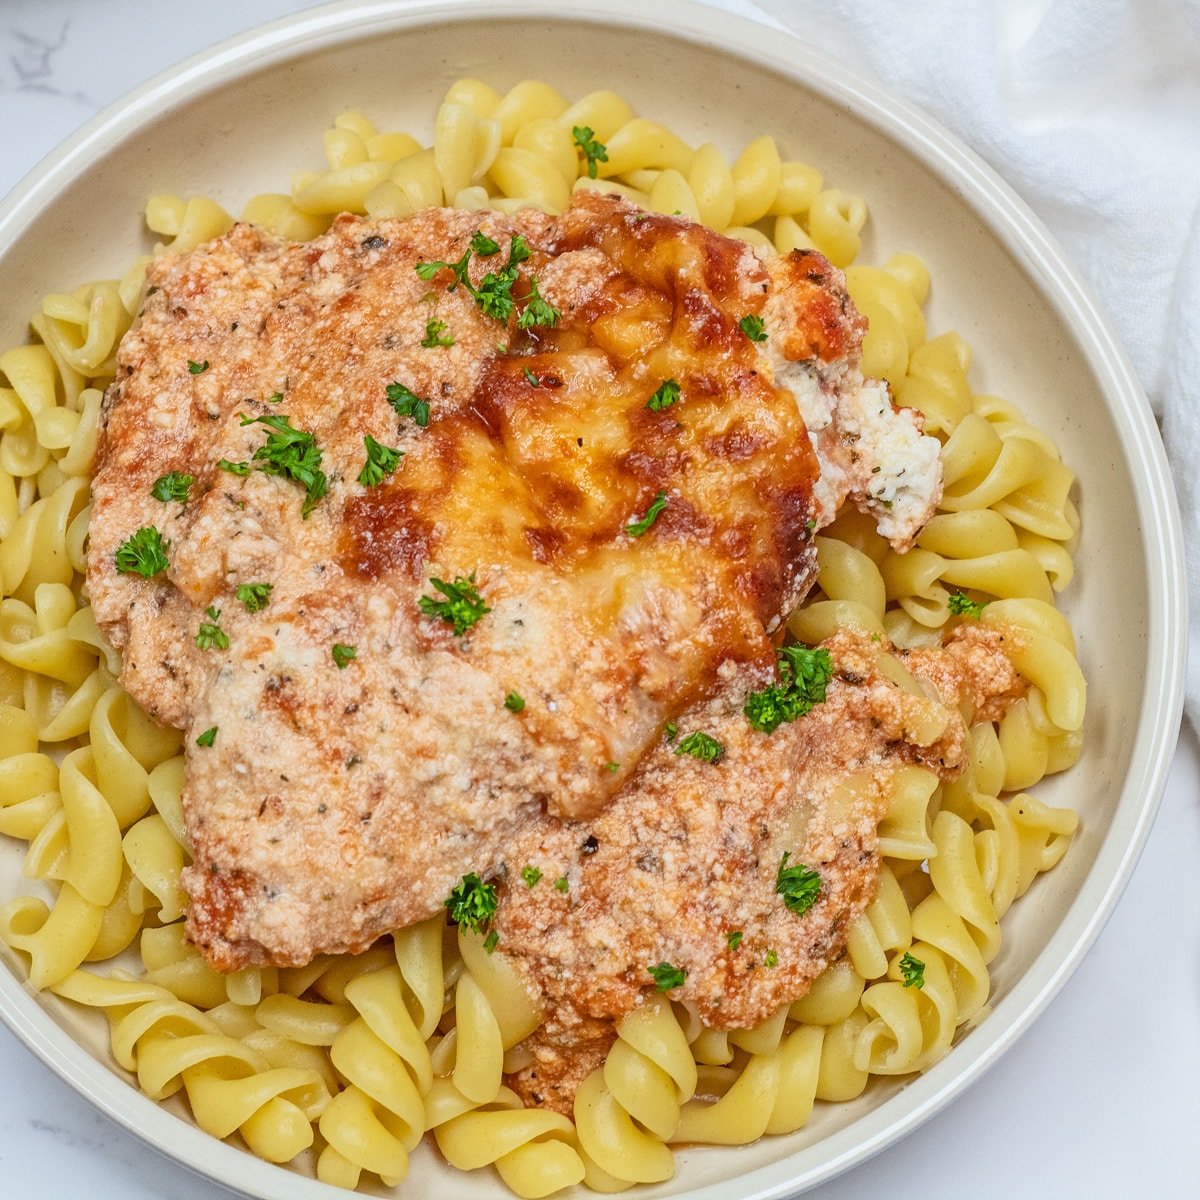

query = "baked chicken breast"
(88, 192), (941, 971)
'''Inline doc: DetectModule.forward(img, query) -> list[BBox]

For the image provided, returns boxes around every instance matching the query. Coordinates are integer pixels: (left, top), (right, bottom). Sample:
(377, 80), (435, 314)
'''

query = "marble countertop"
(1, 1), (1198, 1197)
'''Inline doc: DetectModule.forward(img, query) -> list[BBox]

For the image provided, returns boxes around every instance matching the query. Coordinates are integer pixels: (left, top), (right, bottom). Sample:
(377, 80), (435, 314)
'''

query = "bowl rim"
(0, 2), (1187, 1198)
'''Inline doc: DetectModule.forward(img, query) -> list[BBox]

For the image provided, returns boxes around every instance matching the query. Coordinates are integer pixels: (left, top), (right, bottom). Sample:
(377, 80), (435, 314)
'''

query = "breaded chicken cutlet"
(87, 193), (953, 1027)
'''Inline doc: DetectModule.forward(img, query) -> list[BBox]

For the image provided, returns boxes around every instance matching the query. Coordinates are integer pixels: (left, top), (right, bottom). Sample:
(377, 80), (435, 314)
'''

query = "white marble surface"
(1, 1), (1198, 1198)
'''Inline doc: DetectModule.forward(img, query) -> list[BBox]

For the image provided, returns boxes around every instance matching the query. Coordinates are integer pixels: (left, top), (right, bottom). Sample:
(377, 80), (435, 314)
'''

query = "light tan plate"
(0, 2), (1186, 1198)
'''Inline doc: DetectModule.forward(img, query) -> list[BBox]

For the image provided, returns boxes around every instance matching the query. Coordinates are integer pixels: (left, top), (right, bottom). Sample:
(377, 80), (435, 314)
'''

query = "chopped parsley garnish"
(674, 730), (724, 763)
(517, 277), (561, 330)
(268, 392), (283, 404)
(604, 761), (620, 773)
(572, 125), (609, 179)
(237, 413), (327, 516)
(470, 230), (501, 256)
(444, 872), (498, 933)
(521, 865), (542, 887)
(646, 379), (680, 412)
(386, 381), (431, 427)
(948, 591), (988, 618)
(473, 265), (519, 322)
(899, 952), (926, 989)
(415, 234), (532, 324)
(805, 517), (817, 531)
(418, 573), (490, 636)
(744, 645), (834, 734)
(776, 852), (821, 917)
(507, 234), (532, 267)
(188, 359), (210, 375)
(195, 607), (229, 651)
(504, 691), (525, 712)
(738, 315), (768, 342)
(357, 434), (403, 488)
(648, 962), (686, 992)
(726, 930), (743, 950)
(331, 643), (357, 669)
(421, 318), (454, 348)
(115, 527), (169, 577)
(195, 726), (218, 748)
(218, 458), (251, 476)
(663, 721), (678, 743)
(523, 367), (541, 387)
(415, 247), (472, 290)
(235, 582), (273, 613)
(553, 875), (569, 893)
(151, 472), (194, 503)
(764, 949), (779, 968)
(483, 930), (500, 954)
(626, 490), (668, 537)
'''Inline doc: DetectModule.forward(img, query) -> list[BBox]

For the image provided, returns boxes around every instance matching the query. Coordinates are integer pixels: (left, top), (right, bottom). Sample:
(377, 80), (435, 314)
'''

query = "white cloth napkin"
(706, 0), (1200, 721)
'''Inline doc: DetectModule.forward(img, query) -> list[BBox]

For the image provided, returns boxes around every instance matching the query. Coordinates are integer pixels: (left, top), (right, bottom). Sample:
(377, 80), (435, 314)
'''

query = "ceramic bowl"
(0, 2), (1186, 1198)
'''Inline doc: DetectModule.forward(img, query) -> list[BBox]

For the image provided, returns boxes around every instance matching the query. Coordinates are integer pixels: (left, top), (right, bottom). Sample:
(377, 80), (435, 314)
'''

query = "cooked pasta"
(0, 77), (1085, 1196)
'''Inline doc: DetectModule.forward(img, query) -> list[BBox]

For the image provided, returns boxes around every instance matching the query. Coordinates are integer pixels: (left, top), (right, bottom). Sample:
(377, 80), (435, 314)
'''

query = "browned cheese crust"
(86, 194), (900, 970)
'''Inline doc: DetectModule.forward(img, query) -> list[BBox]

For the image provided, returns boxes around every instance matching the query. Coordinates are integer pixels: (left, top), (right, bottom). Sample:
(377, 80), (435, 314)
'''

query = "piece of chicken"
(87, 193), (941, 970)
(494, 623), (1025, 1112)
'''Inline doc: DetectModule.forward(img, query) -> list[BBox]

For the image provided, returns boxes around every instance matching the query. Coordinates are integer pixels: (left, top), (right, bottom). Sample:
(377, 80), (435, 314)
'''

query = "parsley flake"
(553, 875), (569, 893)
(473, 266), (519, 322)
(483, 930), (500, 954)
(445, 873), (497, 933)
(648, 962), (686, 992)
(776, 851), (821, 917)
(331, 643), (357, 669)
(151, 472), (194, 503)
(188, 359), (210, 375)
(195, 726), (218, 748)
(386, 381), (431, 427)
(504, 691), (525, 713)
(764, 949), (779, 968)
(238, 413), (327, 516)
(470, 231), (501, 256)
(726, 930), (743, 950)
(626, 490), (668, 537)
(195, 606), (229, 651)
(507, 234), (532, 267)
(948, 591), (988, 618)
(115, 527), (170, 577)
(236, 582), (273, 614)
(358, 434), (404, 488)
(604, 761), (620, 773)
(421, 319), (454, 348)
(521, 865), (542, 887)
(738, 315), (768, 342)
(899, 952), (926, 989)
(664, 721), (678, 743)
(419, 573), (490, 636)
(675, 730), (725, 762)
(218, 458), (250, 476)
(744, 645), (834, 734)
(572, 125), (609, 179)
(517, 277), (561, 330)
(646, 379), (680, 412)
(415, 248), (472, 290)
(523, 367), (541, 387)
